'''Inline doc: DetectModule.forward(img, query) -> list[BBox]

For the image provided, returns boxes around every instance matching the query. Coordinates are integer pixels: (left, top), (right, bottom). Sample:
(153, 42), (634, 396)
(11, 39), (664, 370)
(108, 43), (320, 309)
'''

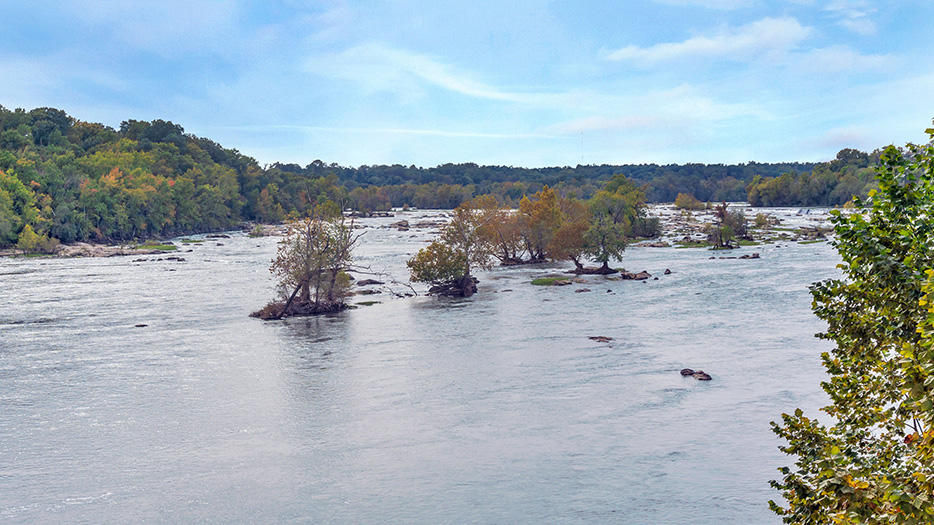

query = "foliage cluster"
(674, 192), (706, 210)
(407, 174), (657, 293)
(705, 202), (748, 248)
(770, 128), (934, 522)
(258, 209), (359, 318)
(747, 149), (879, 207)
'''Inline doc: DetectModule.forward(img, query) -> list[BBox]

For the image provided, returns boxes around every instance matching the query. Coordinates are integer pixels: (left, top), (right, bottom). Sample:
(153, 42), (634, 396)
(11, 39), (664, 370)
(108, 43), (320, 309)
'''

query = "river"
(0, 207), (838, 523)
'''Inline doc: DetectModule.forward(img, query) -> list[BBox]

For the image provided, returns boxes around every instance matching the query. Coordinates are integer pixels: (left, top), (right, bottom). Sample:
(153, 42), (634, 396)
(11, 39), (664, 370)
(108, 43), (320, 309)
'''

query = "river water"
(1, 208), (838, 523)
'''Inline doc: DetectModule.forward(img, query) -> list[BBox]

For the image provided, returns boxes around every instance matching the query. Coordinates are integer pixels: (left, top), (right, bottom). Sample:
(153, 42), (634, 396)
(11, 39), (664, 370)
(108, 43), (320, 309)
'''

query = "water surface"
(1, 209), (837, 523)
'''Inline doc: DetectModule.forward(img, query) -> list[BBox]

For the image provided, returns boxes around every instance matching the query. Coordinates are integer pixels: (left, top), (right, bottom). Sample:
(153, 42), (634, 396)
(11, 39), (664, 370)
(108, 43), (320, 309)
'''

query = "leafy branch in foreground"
(770, 124), (934, 523)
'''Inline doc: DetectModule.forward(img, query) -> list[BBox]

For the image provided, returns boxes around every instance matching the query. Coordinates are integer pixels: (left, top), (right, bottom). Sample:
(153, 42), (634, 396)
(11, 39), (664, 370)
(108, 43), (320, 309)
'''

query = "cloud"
(307, 43), (549, 104)
(800, 46), (891, 73)
(824, 0), (877, 35)
(606, 17), (812, 63)
(547, 84), (772, 137)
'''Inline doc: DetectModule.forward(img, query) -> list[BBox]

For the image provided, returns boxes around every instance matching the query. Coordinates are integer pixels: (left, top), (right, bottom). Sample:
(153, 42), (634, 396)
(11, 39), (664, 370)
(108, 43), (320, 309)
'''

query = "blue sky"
(0, 1), (932, 167)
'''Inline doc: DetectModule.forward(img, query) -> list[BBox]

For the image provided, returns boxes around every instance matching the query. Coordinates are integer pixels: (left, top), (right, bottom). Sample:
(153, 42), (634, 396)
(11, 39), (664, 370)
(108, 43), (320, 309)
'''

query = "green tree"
(408, 197), (496, 296)
(581, 175), (645, 272)
(15, 223), (40, 252)
(674, 192), (705, 210)
(770, 128), (934, 523)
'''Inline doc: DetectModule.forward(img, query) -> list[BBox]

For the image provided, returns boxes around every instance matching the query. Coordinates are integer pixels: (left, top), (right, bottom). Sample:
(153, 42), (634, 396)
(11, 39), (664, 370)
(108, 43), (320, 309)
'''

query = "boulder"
(574, 288), (591, 293)
(680, 368), (695, 376)
(620, 270), (652, 280)
(692, 371), (712, 381)
(356, 279), (384, 286)
(664, 268), (672, 275)
(588, 336), (614, 343)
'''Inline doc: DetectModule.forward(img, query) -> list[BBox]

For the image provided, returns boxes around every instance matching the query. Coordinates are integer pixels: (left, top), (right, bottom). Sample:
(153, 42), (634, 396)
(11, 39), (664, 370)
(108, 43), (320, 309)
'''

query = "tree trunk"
(278, 280), (305, 319)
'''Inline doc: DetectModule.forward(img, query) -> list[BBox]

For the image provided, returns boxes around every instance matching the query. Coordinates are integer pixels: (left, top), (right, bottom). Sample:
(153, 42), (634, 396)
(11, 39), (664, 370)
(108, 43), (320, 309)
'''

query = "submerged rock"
(589, 336), (614, 343)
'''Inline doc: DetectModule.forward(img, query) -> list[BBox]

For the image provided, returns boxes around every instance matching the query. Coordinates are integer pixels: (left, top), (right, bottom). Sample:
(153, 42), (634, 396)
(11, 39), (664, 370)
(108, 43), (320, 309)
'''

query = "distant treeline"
(0, 105), (879, 249)
(281, 159), (819, 206)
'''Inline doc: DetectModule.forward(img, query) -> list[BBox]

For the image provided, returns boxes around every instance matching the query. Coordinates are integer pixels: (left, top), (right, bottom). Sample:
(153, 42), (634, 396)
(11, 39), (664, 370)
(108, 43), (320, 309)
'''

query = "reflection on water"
(0, 209), (838, 523)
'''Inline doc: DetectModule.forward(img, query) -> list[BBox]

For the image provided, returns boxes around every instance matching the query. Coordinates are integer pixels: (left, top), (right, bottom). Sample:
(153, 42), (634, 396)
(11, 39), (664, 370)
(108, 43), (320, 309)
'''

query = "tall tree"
(770, 128), (934, 523)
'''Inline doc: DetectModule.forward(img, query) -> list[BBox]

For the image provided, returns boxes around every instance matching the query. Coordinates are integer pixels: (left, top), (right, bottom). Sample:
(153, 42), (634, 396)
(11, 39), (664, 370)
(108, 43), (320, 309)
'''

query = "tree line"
(0, 104), (877, 251)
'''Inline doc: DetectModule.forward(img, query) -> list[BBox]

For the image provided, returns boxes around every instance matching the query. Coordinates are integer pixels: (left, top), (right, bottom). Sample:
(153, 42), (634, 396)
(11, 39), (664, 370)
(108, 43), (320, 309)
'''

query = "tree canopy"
(770, 126), (934, 522)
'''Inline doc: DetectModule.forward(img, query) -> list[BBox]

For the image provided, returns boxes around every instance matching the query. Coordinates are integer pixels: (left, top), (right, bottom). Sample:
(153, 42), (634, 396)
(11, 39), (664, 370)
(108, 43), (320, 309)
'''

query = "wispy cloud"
(800, 46), (891, 73)
(215, 124), (557, 140)
(606, 17), (811, 63)
(824, 0), (877, 35)
(309, 43), (535, 102)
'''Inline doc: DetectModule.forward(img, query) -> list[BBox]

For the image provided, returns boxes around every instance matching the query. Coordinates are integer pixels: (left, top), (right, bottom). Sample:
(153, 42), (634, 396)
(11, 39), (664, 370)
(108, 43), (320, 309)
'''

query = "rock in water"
(589, 336), (614, 343)
(680, 368), (695, 376)
(664, 268), (672, 275)
(693, 371), (713, 381)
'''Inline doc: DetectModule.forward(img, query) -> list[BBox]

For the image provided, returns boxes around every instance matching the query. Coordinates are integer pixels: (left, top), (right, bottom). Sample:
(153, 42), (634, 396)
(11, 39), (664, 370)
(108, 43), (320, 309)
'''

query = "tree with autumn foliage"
(770, 126), (934, 523)
(517, 185), (562, 262)
(473, 194), (524, 265)
(547, 196), (591, 272)
(252, 203), (360, 319)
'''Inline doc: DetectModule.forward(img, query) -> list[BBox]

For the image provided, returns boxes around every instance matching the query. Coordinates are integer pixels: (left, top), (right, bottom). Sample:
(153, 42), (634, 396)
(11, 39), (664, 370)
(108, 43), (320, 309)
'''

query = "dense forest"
(0, 105), (878, 249)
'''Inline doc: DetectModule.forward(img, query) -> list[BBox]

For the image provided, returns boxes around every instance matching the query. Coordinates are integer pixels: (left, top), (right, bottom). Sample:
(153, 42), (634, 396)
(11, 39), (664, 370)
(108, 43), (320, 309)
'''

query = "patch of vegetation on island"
(248, 224), (267, 238)
(530, 277), (569, 286)
(675, 240), (710, 248)
(135, 242), (177, 251)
